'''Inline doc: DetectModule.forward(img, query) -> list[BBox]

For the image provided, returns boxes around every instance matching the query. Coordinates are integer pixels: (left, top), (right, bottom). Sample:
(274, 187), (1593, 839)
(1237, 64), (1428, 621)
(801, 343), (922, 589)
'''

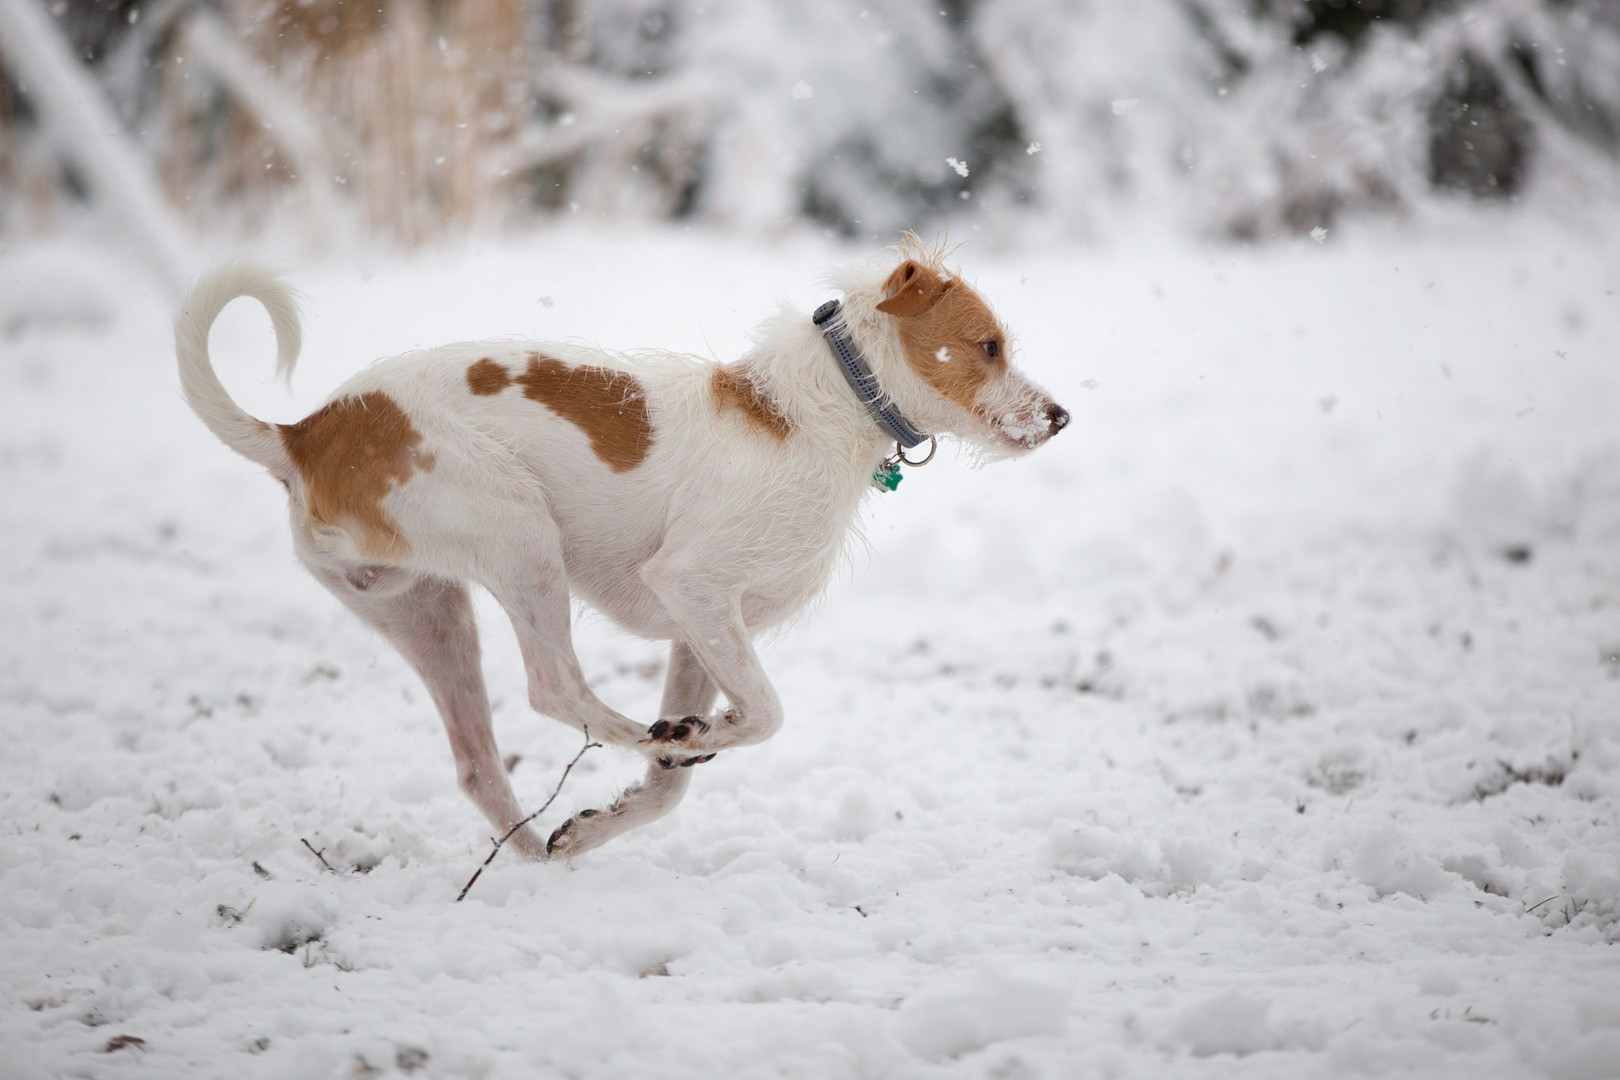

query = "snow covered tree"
(2, 0), (1618, 248)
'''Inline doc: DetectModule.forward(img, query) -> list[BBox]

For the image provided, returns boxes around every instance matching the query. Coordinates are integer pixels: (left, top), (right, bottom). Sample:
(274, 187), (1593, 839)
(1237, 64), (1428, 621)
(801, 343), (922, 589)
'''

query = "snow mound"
(893, 967), (1068, 1061)
(1350, 824), (1456, 900)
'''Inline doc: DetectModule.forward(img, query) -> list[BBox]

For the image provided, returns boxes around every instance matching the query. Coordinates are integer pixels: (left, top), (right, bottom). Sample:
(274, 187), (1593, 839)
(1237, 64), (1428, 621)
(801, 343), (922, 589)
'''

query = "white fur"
(174, 250), (1066, 859)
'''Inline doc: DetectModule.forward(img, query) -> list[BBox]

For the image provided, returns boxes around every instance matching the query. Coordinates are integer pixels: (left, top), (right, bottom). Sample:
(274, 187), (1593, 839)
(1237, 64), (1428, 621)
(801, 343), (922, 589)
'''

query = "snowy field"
(2, 220), (1619, 1078)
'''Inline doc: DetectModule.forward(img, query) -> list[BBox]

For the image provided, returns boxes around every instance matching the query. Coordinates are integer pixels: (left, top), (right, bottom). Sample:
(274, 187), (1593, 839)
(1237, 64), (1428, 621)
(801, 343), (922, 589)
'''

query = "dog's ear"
(876, 260), (953, 317)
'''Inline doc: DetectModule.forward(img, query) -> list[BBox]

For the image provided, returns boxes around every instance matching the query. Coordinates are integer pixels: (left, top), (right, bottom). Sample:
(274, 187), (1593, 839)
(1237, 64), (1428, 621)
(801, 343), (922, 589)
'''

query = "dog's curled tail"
(175, 261), (301, 478)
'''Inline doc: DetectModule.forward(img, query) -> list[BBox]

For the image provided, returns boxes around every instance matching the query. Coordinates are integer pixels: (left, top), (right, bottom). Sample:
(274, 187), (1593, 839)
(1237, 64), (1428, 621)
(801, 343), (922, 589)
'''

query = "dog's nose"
(1045, 402), (1070, 435)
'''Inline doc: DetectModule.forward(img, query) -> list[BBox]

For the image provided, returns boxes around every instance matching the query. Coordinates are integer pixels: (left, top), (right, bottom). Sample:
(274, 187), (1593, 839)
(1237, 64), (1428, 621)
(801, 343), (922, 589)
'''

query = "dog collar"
(813, 300), (929, 450)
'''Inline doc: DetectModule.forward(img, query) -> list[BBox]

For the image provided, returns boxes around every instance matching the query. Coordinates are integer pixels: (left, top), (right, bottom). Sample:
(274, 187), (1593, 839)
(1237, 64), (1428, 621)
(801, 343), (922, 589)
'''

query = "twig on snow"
(456, 727), (600, 902)
(300, 837), (336, 873)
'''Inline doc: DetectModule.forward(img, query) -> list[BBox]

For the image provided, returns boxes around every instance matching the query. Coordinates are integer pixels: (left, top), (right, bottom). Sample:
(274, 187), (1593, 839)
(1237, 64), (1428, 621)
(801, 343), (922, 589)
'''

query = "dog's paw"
(643, 715), (710, 745)
(545, 817), (571, 857)
(545, 814), (581, 858)
(546, 805), (631, 859)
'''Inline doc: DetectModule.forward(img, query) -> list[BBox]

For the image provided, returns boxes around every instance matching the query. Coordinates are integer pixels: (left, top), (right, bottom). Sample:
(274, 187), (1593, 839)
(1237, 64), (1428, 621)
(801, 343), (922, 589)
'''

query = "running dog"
(174, 240), (1068, 858)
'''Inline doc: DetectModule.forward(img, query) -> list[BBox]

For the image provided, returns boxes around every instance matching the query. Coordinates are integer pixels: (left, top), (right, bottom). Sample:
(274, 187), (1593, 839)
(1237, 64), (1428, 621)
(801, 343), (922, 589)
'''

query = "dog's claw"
(644, 714), (710, 745)
(545, 817), (573, 856)
(657, 751), (716, 770)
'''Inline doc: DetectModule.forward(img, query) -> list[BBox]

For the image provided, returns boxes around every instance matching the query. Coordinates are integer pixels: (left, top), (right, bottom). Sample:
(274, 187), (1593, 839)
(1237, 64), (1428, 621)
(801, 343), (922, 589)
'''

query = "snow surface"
(3, 222), (1619, 1078)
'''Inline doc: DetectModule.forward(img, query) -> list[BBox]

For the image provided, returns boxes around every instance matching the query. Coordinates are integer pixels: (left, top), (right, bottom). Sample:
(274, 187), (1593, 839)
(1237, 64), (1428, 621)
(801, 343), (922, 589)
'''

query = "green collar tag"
(871, 462), (903, 492)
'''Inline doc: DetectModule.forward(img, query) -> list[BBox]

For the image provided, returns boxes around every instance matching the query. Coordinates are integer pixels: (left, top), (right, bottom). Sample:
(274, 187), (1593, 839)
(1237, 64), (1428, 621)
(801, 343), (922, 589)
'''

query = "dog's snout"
(1045, 402), (1070, 435)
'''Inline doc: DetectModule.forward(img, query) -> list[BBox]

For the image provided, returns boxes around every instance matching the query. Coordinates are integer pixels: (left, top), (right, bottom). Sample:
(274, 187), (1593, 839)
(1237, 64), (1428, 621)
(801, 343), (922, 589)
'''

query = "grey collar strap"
(813, 299), (929, 449)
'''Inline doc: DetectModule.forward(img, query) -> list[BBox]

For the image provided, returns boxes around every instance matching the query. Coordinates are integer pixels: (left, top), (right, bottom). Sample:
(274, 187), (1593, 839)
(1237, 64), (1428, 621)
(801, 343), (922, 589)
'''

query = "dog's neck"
(739, 303), (902, 479)
(811, 299), (929, 451)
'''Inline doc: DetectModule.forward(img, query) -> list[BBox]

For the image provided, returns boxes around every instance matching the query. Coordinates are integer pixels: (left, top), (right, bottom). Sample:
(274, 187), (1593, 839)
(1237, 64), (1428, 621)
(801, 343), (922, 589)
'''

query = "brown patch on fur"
(279, 391), (435, 561)
(516, 353), (652, 472)
(877, 260), (1007, 412)
(466, 358), (513, 395)
(709, 364), (791, 441)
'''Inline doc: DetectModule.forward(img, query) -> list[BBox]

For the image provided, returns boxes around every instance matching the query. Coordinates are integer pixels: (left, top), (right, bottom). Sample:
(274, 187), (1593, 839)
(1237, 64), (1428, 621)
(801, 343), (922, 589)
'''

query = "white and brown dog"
(175, 240), (1067, 859)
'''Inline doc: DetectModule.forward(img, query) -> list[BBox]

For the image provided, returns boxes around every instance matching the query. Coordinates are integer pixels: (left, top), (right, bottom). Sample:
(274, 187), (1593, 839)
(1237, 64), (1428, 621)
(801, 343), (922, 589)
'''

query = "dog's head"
(869, 248), (1067, 458)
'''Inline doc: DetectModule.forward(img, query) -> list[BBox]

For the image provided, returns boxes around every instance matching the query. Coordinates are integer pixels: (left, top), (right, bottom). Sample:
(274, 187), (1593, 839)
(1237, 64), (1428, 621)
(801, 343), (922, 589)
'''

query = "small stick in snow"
(300, 837), (336, 873)
(1524, 894), (1562, 915)
(456, 728), (599, 902)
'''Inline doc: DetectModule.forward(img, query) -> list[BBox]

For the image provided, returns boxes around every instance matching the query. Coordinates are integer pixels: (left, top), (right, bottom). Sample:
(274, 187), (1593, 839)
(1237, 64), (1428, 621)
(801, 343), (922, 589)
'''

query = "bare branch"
(456, 728), (600, 902)
(300, 837), (335, 873)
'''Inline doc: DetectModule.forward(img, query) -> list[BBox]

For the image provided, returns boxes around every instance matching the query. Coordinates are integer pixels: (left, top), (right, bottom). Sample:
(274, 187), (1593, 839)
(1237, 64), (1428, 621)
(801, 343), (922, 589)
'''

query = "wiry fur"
(175, 260), (301, 478)
(174, 245), (1067, 859)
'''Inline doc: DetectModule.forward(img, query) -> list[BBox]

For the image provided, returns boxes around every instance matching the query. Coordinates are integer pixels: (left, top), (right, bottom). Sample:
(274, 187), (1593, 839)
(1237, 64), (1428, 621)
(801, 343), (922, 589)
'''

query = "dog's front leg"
(545, 639), (720, 858)
(482, 537), (655, 751)
(636, 557), (784, 757)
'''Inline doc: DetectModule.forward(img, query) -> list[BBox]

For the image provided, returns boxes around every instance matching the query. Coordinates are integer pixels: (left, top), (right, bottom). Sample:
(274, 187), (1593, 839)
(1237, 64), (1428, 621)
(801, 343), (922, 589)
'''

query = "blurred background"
(4, 0), (1620, 279)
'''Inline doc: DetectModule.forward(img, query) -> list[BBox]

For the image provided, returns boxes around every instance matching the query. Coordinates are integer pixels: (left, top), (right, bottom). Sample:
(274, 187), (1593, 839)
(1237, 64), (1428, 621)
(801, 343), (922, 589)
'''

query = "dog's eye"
(982, 341), (999, 359)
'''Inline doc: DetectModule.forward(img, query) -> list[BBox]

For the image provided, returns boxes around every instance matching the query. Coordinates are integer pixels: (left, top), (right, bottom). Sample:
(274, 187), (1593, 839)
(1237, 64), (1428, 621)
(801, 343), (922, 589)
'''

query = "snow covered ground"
(2, 220), (1619, 1078)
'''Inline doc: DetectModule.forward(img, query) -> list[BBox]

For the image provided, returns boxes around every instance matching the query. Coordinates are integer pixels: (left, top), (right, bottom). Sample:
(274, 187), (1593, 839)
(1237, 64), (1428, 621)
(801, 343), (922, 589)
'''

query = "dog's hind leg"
(657, 638), (719, 724)
(303, 560), (549, 859)
(544, 639), (719, 858)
